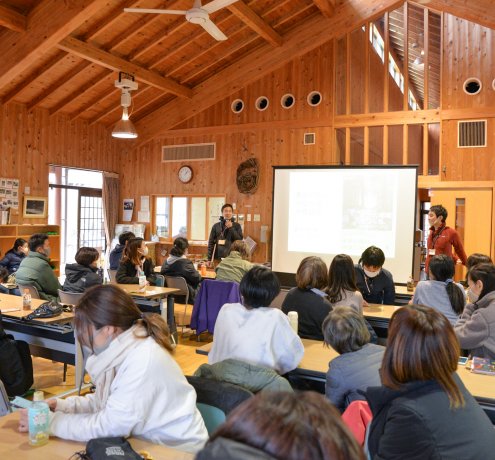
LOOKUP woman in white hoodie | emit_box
[18,284,208,453]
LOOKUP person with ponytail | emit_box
[161,237,201,302]
[412,254,466,325]
[18,285,208,452]
[116,237,156,285]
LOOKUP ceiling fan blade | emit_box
[202,0,239,14]
[124,8,187,15]
[200,18,228,41]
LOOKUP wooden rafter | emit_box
[0,0,108,91]
[0,4,27,32]
[424,0,495,30]
[134,0,404,145]
[313,0,336,18]
[50,69,112,115]
[57,36,193,98]
[69,74,116,120]
[228,1,283,47]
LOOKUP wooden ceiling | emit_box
[0,0,494,143]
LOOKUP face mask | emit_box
[92,328,113,356]
[364,268,381,278]
[21,247,29,255]
[140,246,149,256]
[468,289,479,303]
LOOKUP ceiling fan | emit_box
[124,0,239,41]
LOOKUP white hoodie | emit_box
[50,325,208,453]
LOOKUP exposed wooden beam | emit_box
[69,75,116,121]
[424,0,495,30]
[135,0,404,145]
[0,4,26,32]
[228,1,283,47]
[0,0,108,91]
[1,51,67,104]
[27,61,90,110]
[57,36,193,98]
[313,0,336,18]
[49,69,112,115]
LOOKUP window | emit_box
[153,195,225,241]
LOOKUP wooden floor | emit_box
[31,332,212,398]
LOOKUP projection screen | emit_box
[272,166,417,284]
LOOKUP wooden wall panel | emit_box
[0,102,120,224]
[442,15,495,110]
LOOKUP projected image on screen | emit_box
[274,166,416,284]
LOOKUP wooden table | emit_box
[153,266,217,279]
[0,293,83,389]
[113,284,180,343]
[0,411,194,460]
[197,338,495,413]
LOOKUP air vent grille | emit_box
[304,133,316,145]
[162,143,216,162]
[458,120,486,148]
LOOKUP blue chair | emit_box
[186,375,253,435]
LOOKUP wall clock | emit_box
[178,165,193,183]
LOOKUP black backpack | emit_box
[0,313,34,396]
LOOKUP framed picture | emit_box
[23,196,47,218]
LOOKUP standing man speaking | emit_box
[208,204,243,263]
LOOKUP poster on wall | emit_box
[0,177,19,209]
[123,198,134,222]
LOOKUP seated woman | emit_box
[354,246,395,305]
[215,240,253,283]
[63,247,102,293]
[18,285,208,452]
[455,262,495,359]
[412,254,465,325]
[197,391,364,460]
[209,266,304,375]
[0,267,11,294]
[465,253,492,303]
[281,256,331,340]
[161,237,201,302]
[116,237,156,285]
[322,306,384,412]
[0,238,28,275]
[327,254,364,313]
[366,304,495,459]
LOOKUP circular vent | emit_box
[231,99,244,113]
[255,96,269,111]
[307,91,322,107]
[281,93,295,109]
[463,78,482,95]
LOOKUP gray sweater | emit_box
[326,343,385,412]
[412,280,465,325]
[455,290,495,360]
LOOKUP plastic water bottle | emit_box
[28,401,49,446]
[288,311,299,334]
[22,289,32,311]
[407,275,415,292]
[138,270,147,292]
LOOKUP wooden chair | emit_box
[164,276,191,334]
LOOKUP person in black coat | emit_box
[109,231,135,270]
[0,238,28,274]
[281,256,331,340]
[161,237,201,303]
[354,246,395,305]
[366,304,495,460]
[116,238,156,285]
[63,247,102,293]
[207,204,243,262]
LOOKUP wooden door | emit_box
[429,187,492,279]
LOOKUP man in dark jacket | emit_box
[109,231,135,270]
[63,247,102,293]
[207,204,243,262]
[15,233,61,301]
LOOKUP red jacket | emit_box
[425,224,467,272]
